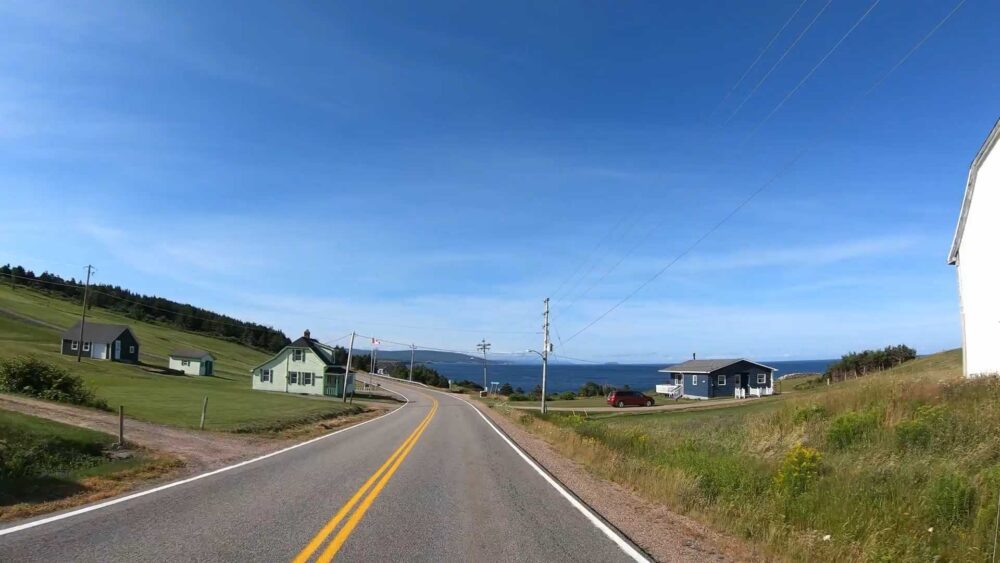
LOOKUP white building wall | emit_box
[957,142,1000,377]
[169,357,203,375]
[251,347,326,396]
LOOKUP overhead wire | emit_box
[559,0,969,347]
[709,0,811,119]
[725,0,834,125]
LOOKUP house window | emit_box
[129,346,135,353]
[292,349,304,362]
[302,372,314,386]
[181,360,190,367]
[691,374,698,386]
[289,372,299,384]
[717,374,726,386]
[757,373,767,384]
[260,369,272,383]
[71,341,78,350]
[83,342,91,352]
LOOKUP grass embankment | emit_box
[0,409,180,520]
[0,286,363,431]
[499,349,1000,561]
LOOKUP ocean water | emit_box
[428,359,834,393]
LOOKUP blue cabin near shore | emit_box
[658,358,776,400]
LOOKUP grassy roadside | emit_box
[493,349,1000,561]
[0,286,365,431]
[0,409,181,520]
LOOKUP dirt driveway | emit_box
[0,393,392,471]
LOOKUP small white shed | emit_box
[169,349,216,376]
[948,118,1000,378]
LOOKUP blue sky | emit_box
[2,0,997,362]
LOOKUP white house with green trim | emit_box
[251,330,355,397]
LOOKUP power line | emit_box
[563,150,805,345]
[725,0,834,125]
[549,2,848,319]
[550,209,633,301]
[560,0,968,346]
[746,0,882,140]
[863,0,967,98]
[710,0,811,119]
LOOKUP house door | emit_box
[323,375,340,397]
[204,361,213,375]
[739,372,749,391]
[114,340,121,360]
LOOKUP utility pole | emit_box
[76,265,94,363]
[343,332,355,403]
[370,338,379,386]
[477,339,491,391]
[409,344,415,382]
[541,297,551,414]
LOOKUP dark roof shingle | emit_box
[60,321,132,343]
[659,358,775,374]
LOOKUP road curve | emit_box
[0,381,644,562]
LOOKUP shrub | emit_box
[557,391,576,401]
[793,404,825,423]
[895,419,932,449]
[773,444,822,496]
[0,433,105,480]
[508,394,530,402]
[927,472,975,527]
[827,410,879,449]
[0,356,107,410]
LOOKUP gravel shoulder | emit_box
[466,396,759,563]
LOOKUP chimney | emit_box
[692,352,696,360]
[304,329,311,339]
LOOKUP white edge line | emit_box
[442,393,649,563]
[0,394,410,537]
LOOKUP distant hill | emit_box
[1,264,290,352]
[361,349,479,363]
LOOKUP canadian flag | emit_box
[371,338,380,347]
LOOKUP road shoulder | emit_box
[466,397,756,563]
[0,393,400,524]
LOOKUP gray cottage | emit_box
[60,321,140,363]
[658,358,775,400]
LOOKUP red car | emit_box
[607,390,654,408]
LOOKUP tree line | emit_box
[824,344,917,380]
[1,264,291,352]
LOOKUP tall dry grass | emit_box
[500,350,1000,561]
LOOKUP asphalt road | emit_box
[0,381,646,562]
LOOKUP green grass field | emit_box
[503,349,1000,561]
[0,408,160,508]
[0,286,363,431]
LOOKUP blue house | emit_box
[658,358,776,400]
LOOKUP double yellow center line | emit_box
[293,397,438,562]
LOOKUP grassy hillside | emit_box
[0,286,362,430]
[503,349,1000,561]
[0,409,174,517]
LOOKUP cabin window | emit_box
[181,360,190,367]
[289,371,299,384]
[292,349,304,361]
[129,346,135,353]
[691,374,698,386]
[260,369,272,383]
[83,342,91,352]
[71,341,78,350]
[757,373,767,384]
[717,374,726,386]
[303,372,314,386]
